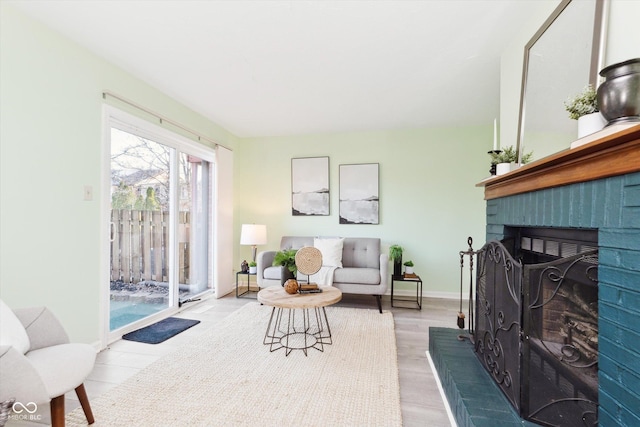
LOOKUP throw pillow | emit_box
[0,299,31,354]
[314,237,344,268]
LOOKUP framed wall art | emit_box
[291,156,330,216]
[339,163,379,224]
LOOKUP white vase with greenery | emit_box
[577,112,607,138]
[491,146,533,176]
[565,84,606,138]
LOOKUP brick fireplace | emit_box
[478,125,640,426]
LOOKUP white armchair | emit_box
[0,299,96,426]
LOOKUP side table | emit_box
[236,271,258,298]
[391,274,423,310]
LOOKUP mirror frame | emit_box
[516,0,609,163]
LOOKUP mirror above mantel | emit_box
[516,0,608,163]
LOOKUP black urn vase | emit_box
[597,58,640,125]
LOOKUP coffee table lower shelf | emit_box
[263,306,333,356]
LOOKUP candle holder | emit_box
[488,150,502,175]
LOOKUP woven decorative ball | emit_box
[284,279,299,294]
[294,246,323,276]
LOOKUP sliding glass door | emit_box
[178,153,212,300]
[106,107,214,335]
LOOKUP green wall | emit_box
[234,127,489,296]
[0,5,237,344]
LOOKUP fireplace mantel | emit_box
[478,124,640,200]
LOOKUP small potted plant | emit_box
[273,249,298,285]
[389,245,403,277]
[249,261,257,274]
[564,84,606,138]
[403,260,414,275]
[490,145,533,176]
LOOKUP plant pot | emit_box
[597,58,640,125]
[393,258,402,277]
[249,266,257,274]
[496,162,521,175]
[496,163,512,176]
[280,267,295,286]
[577,112,607,138]
[405,266,414,275]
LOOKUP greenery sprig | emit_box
[564,84,598,120]
[389,245,403,262]
[273,249,298,275]
[490,145,533,165]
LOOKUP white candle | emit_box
[493,118,498,151]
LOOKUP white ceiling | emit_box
[7,0,550,138]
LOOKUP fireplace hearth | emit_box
[474,227,599,426]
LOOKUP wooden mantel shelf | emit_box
[477,124,640,200]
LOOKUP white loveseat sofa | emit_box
[256,236,388,312]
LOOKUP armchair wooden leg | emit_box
[50,395,65,427]
[75,383,95,424]
[375,295,382,313]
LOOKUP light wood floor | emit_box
[52,292,461,426]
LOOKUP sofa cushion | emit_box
[342,238,381,268]
[280,236,314,251]
[314,237,344,267]
[0,299,30,354]
[333,268,381,285]
[263,266,283,280]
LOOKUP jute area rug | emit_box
[66,302,402,426]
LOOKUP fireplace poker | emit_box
[457,251,465,329]
[458,237,476,338]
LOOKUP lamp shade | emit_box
[240,224,267,246]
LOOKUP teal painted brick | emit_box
[622,206,640,228]
[518,194,527,224]
[599,373,640,424]
[599,285,622,305]
[600,301,640,329]
[592,179,607,228]
[569,184,584,227]
[597,408,617,427]
[543,188,553,225]
[494,199,506,225]
[599,321,640,365]
[599,389,640,427]
[487,200,499,218]
[599,266,640,292]
[598,372,640,410]
[600,228,640,250]
[600,334,640,374]
[583,181,596,227]
[504,197,514,224]
[600,248,640,271]
[552,187,566,226]
[604,176,624,228]
[624,184,640,207]
[599,284,640,308]
[625,171,640,185]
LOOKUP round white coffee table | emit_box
[257,286,342,356]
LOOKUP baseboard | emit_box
[389,289,459,300]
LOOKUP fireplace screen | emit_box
[523,250,599,426]
[474,229,598,427]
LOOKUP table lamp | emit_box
[240,224,267,262]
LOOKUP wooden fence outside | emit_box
[110,209,190,284]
